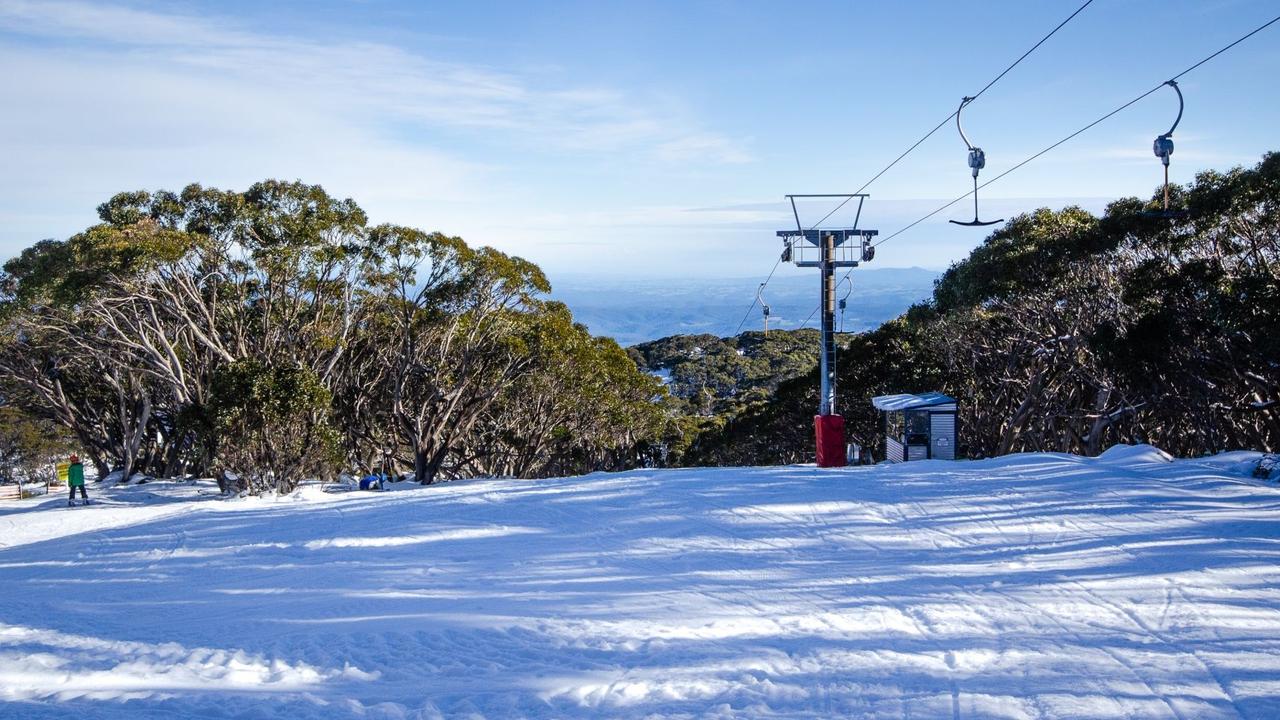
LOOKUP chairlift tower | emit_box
[777,194,878,467]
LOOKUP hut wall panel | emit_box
[930,413,956,460]
[886,438,905,463]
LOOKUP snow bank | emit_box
[3,449,1280,718]
[1095,442,1174,465]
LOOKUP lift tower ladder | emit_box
[776,194,878,466]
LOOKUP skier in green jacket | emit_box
[67,454,88,506]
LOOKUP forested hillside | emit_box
[0,182,668,490]
[630,329,822,416]
[3,154,1277,486]
[628,330,833,463]
[685,153,1280,464]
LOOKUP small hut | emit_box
[872,392,957,462]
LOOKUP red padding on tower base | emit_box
[814,414,846,468]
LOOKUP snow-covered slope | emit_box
[2,448,1279,719]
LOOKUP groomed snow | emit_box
[2,447,1280,718]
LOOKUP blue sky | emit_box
[1,0,1277,281]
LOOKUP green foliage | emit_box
[689,152,1280,464]
[682,316,946,466]
[2,220,199,307]
[632,329,822,415]
[475,301,669,477]
[932,206,1101,313]
[0,179,669,490]
[0,406,76,485]
[631,328,860,465]
[208,359,341,493]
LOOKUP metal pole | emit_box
[819,232,837,416]
[1163,164,1170,211]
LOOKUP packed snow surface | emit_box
[2,447,1280,718]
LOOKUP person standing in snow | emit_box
[67,454,88,506]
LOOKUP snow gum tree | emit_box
[0,405,75,486]
[208,359,341,493]
[355,224,553,483]
[0,180,669,489]
[469,301,669,478]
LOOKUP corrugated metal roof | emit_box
[871,392,956,411]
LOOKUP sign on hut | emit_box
[872,392,957,462]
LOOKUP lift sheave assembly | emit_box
[777,195,878,468]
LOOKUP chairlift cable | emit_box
[795,0,1096,328]
[809,12,1280,325]
[774,7,1280,332]
[967,0,1097,103]
[732,254,784,336]
[866,11,1280,252]
[745,1,1095,334]
[870,86,1165,247]
[1168,14,1280,79]
[806,0,1095,230]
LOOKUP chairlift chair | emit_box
[838,276,852,333]
[757,283,772,336]
[1142,80,1189,219]
[950,97,1004,227]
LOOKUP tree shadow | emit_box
[3,455,1280,717]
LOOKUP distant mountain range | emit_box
[547,267,940,346]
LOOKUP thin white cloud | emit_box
[657,134,754,165]
[0,0,756,269]
[0,0,749,162]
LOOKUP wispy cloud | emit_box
[657,134,754,165]
[0,0,749,163]
[0,0,757,268]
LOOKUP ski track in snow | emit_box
[1,447,1280,718]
